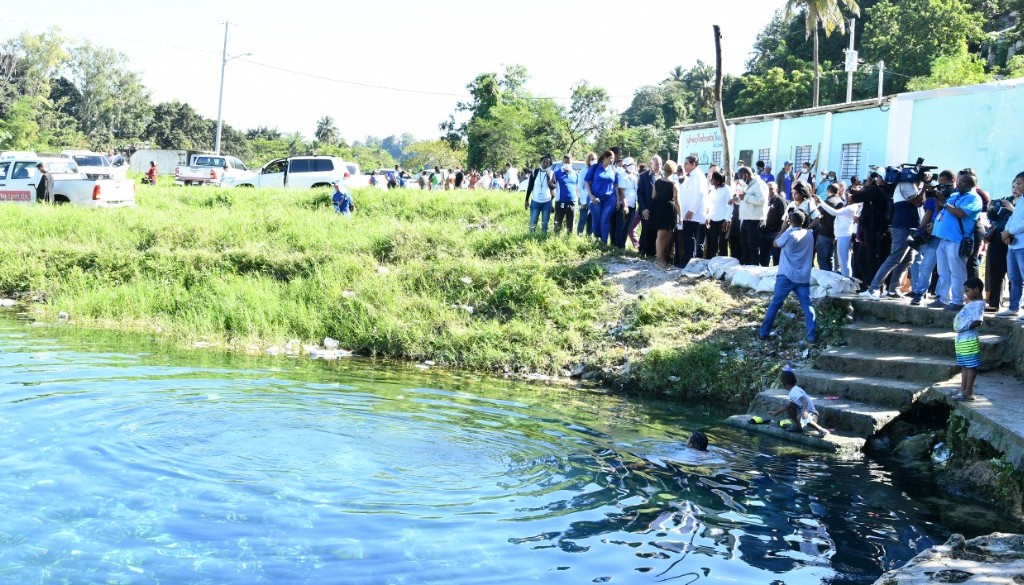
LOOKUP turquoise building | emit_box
[673,77,1024,192]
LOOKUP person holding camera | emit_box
[859,177,925,301]
[851,172,895,292]
[758,208,817,344]
[998,171,1024,318]
[909,176,949,305]
[987,182,1016,313]
[931,172,984,311]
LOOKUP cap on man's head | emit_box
[737,166,753,177]
[783,160,793,166]
[622,157,636,168]
[540,153,552,161]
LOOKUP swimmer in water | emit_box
[686,431,708,452]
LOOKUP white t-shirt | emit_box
[708,185,733,222]
[678,168,709,224]
[531,168,553,203]
[788,386,817,416]
[505,167,518,185]
[619,171,638,208]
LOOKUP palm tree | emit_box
[314,115,339,146]
[785,0,860,107]
[664,65,686,84]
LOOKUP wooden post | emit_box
[713,25,732,185]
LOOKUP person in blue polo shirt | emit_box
[777,160,795,201]
[331,181,355,218]
[585,149,620,245]
[553,155,578,234]
[931,172,983,310]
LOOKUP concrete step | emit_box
[749,389,902,437]
[842,322,1008,367]
[814,347,958,384]
[791,368,924,410]
[840,297,1015,336]
[724,414,865,456]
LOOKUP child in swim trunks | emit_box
[952,277,985,402]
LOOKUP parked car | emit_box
[235,156,351,189]
[0,155,135,207]
[60,150,125,179]
[174,153,256,187]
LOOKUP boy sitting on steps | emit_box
[770,370,830,438]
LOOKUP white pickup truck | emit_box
[174,153,256,187]
[0,155,136,208]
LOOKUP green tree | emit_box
[1006,54,1024,78]
[403,139,465,172]
[147,100,213,150]
[862,0,985,92]
[560,81,610,156]
[905,44,993,89]
[314,115,340,145]
[70,42,152,148]
[733,66,815,116]
[594,123,667,162]
[784,0,860,107]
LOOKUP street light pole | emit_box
[215,22,229,155]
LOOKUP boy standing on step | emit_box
[770,370,830,438]
[952,277,986,402]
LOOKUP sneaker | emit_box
[996,309,1020,318]
[910,294,923,306]
[945,304,964,312]
[858,290,880,301]
[984,305,998,313]
[886,291,905,299]
[927,300,946,309]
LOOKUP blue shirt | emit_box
[332,189,353,213]
[555,165,578,204]
[777,226,814,283]
[585,163,618,199]
[759,172,775,184]
[932,190,983,243]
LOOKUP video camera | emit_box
[885,157,938,185]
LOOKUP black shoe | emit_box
[910,294,922,306]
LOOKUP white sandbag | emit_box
[730,266,770,289]
[810,268,859,296]
[707,256,740,279]
[683,258,709,276]
[810,285,828,299]
[755,275,777,293]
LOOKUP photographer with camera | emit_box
[859,171,925,301]
[851,172,895,292]
[997,172,1024,319]
[987,180,1016,313]
[910,173,953,305]
[959,169,991,280]
[931,171,984,311]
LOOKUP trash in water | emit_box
[931,441,951,465]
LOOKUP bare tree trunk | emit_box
[713,25,732,185]
[813,24,820,108]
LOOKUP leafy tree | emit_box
[147,101,213,150]
[314,115,340,146]
[784,0,861,107]
[70,42,152,148]
[560,80,610,156]
[246,126,281,141]
[594,123,667,163]
[681,61,717,121]
[733,66,815,116]
[1006,54,1024,78]
[905,44,993,89]
[862,0,985,92]
[403,139,465,172]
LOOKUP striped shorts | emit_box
[955,338,982,369]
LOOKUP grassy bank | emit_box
[0,185,824,404]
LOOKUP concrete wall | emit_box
[829,107,889,179]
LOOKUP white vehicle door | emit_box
[258,159,287,188]
[0,161,37,203]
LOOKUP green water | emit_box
[0,318,1017,584]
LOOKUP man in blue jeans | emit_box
[859,180,924,300]
[759,209,817,343]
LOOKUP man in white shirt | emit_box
[734,166,770,266]
[504,163,518,192]
[675,156,709,264]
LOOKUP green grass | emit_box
[0,184,796,404]
[0,185,614,373]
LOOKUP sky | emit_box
[2,0,790,144]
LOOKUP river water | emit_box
[0,318,1018,584]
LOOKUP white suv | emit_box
[236,156,350,189]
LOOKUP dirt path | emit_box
[600,256,696,300]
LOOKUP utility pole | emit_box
[877,60,885,99]
[214,23,252,155]
[844,18,857,103]
[713,25,732,184]
[214,22,229,155]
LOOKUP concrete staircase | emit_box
[726,297,1016,455]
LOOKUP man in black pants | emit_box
[734,167,768,265]
[635,155,660,257]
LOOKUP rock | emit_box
[667,375,680,383]
[893,433,935,460]
[459,276,473,284]
[423,360,435,366]
[568,364,586,378]
[342,290,356,298]
[376,266,390,274]
[0,299,15,307]
[265,346,282,356]
[871,533,1024,585]
[323,337,340,350]
[58,311,69,321]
